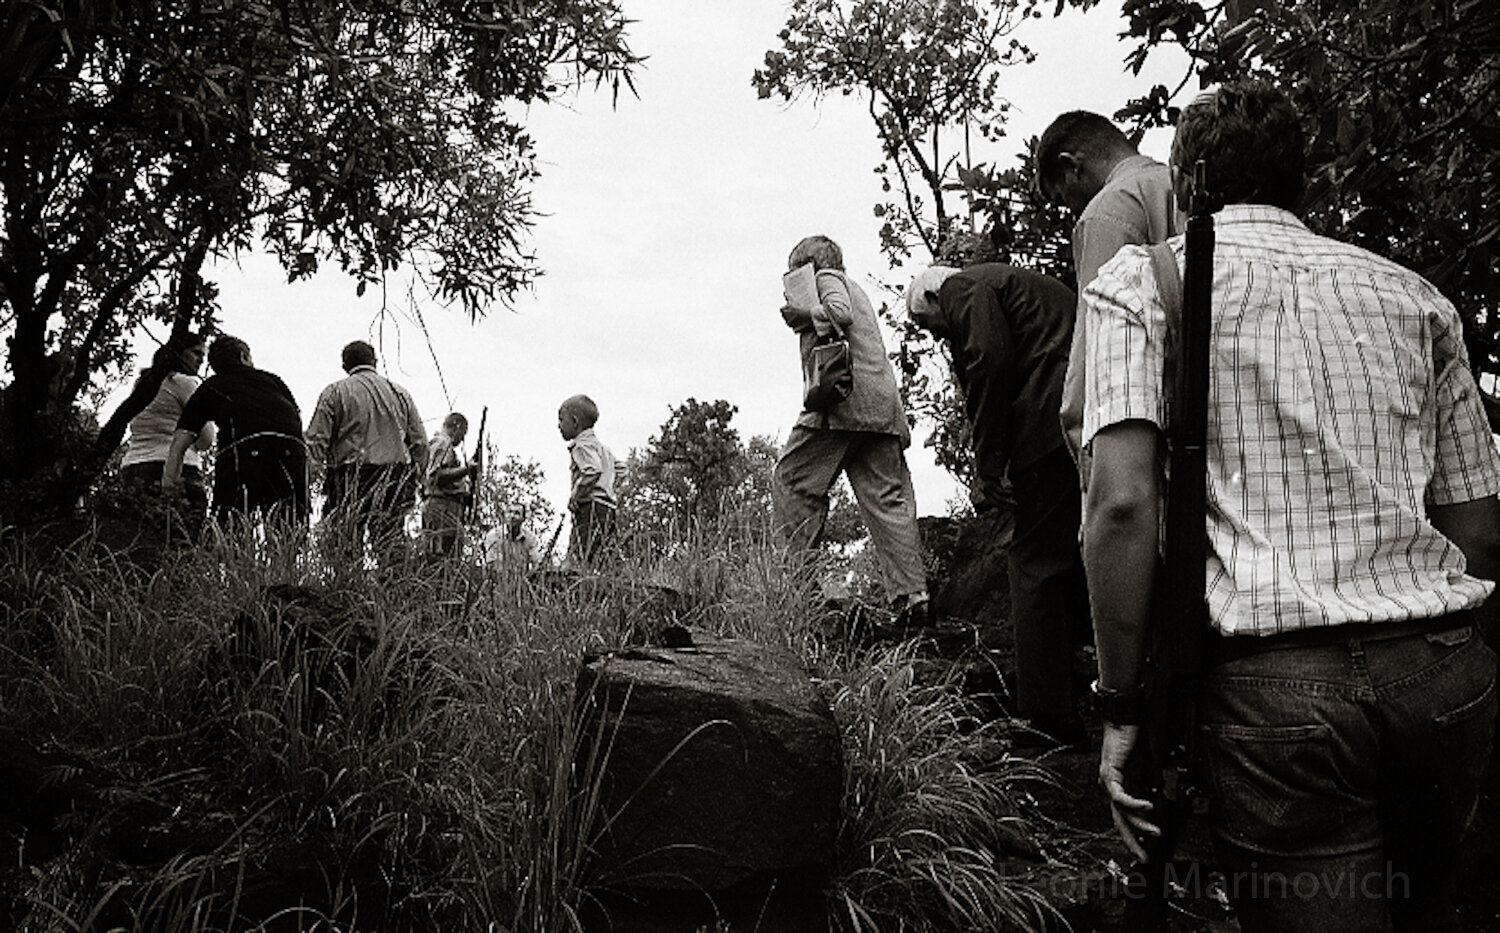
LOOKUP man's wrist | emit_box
[1090,679,1147,726]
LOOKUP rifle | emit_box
[541,516,566,567]
[1122,160,1215,931]
[464,406,487,525]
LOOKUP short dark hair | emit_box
[342,340,376,371]
[1035,111,1133,200]
[1171,81,1305,212]
[208,335,250,371]
[788,235,844,272]
[561,394,599,428]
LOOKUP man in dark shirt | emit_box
[163,335,309,526]
[908,263,1090,746]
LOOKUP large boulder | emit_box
[920,508,1013,627]
[577,632,841,894]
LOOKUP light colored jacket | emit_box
[791,269,910,445]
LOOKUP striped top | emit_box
[1083,204,1500,636]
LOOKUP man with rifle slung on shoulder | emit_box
[1081,81,1500,932]
[423,411,479,560]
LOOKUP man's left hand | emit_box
[1099,722,1159,862]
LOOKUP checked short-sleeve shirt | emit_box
[1083,204,1500,636]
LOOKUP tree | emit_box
[0,0,641,518]
[618,398,757,539]
[618,398,870,550]
[753,0,1039,267]
[1092,0,1500,427]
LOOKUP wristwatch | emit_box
[1090,679,1146,726]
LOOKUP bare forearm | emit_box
[1085,500,1158,690]
[1084,422,1164,691]
[162,430,196,486]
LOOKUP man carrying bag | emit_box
[773,234,929,625]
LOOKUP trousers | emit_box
[1009,447,1090,728]
[422,495,465,558]
[570,499,618,567]
[772,426,925,600]
[214,435,308,526]
[324,462,416,565]
[1200,616,1496,933]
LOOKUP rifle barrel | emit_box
[1123,161,1216,931]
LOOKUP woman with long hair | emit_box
[120,334,215,511]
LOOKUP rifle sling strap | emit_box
[1149,240,1185,423]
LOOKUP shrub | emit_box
[826,641,1062,932]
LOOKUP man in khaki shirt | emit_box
[1036,112,1181,494]
[305,340,427,567]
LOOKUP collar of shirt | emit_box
[1212,202,1308,233]
[567,428,596,450]
[1102,153,1162,189]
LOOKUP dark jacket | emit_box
[933,264,1076,505]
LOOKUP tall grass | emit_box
[0,510,1072,932]
[826,641,1062,932]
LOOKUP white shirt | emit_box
[123,373,213,468]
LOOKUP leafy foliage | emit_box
[1101,0,1500,426]
[617,398,763,539]
[0,493,1083,930]
[828,640,1060,930]
[753,0,1039,266]
[618,397,869,550]
[0,0,641,517]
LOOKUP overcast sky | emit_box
[127,0,1190,519]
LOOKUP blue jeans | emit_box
[1199,618,1497,933]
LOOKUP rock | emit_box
[919,508,1013,628]
[577,632,841,894]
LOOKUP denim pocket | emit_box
[1434,674,1497,829]
[1435,673,1497,729]
[1201,720,1372,857]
